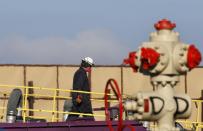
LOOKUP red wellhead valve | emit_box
[140,48,160,70]
[187,45,201,69]
[123,52,138,72]
[154,19,176,31]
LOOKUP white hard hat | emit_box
[82,57,94,66]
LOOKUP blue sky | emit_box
[0,0,203,65]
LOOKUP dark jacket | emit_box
[71,67,93,113]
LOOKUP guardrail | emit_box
[176,99,203,131]
[0,84,202,130]
[0,84,119,122]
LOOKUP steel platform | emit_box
[0,120,146,131]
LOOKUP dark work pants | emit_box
[67,113,95,121]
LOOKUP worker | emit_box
[67,57,95,121]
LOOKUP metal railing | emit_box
[0,84,202,130]
[176,99,203,131]
[0,84,119,122]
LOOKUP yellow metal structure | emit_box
[0,84,202,130]
[0,84,118,122]
[176,99,203,131]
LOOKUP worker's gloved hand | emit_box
[76,95,82,104]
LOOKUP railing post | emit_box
[27,81,34,117]
[201,90,203,131]
[52,90,57,122]
[23,83,29,122]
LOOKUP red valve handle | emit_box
[104,79,135,131]
[105,79,123,131]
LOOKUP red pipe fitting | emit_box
[187,45,202,69]
[154,19,176,31]
[141,48,160,70]
[123,52,138,72]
